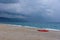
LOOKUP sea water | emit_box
[1,22,60,31]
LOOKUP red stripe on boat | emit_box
[37,30,49,32]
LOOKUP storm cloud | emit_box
[0,0,60,22]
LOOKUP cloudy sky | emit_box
[0,0,60,22]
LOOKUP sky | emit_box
[0,0,60,22]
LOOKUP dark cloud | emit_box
[0,0,18,3]
[0,10,28,18]
[0,0,60,22]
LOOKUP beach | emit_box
[0,24,60,40]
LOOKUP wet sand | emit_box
[0,24,60,40]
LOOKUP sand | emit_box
[0,24,60,40]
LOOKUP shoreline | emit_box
[1,23,60,31]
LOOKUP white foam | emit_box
[1,24,22,27]
[42,28,60,31]
[3,24,38,29]
[23,26,37,28]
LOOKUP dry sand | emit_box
[0,24,60,40]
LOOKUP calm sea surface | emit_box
[1,22,60,30]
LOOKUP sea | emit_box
[0,22,60,31]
